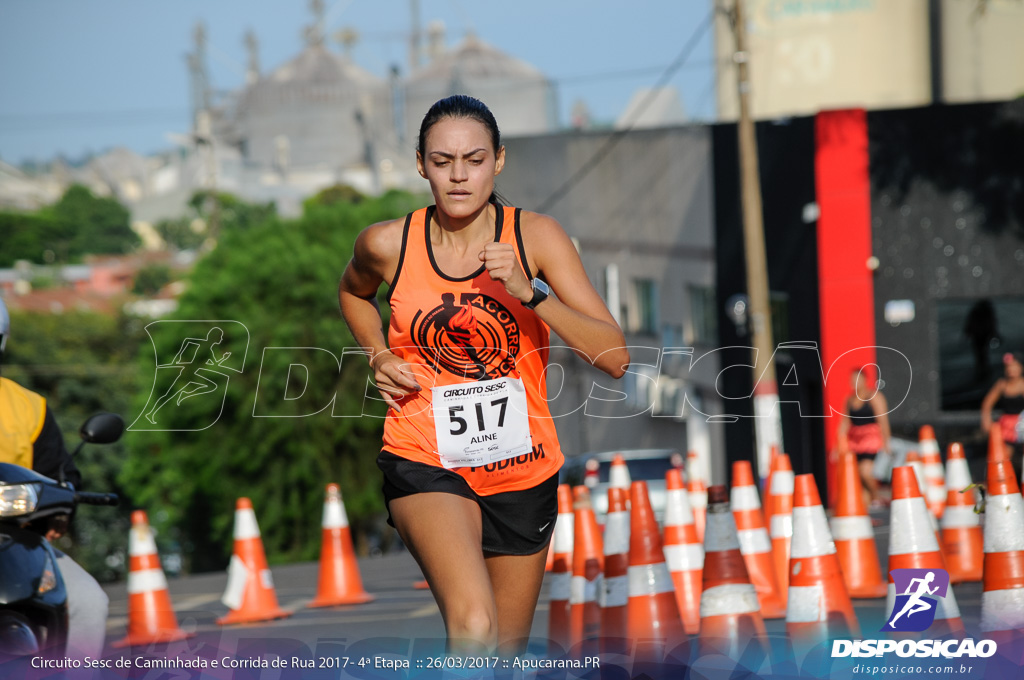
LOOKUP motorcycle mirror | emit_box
[79,412,125,445]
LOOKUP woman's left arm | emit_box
[479,212,628,377]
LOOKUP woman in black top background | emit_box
[981,351,1024,480]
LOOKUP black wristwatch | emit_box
[523,278,550,309]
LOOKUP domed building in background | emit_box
[403,26,557,146]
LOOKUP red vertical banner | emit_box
[815,109,877,507]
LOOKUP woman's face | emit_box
[417,117,504,220]
[1006,358,1023,379]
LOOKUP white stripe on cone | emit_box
[627,562,675,597]
[790,506,836,559]
[945,459,972,491]
[553,512,574,554]
[604,511,630,557]
[127,568,169,595]
[550,572,571,601]
[690,489,708,510]
[770,514,793,540]
[322,494,349,529]
[908,462,927,496]
[665,489,695,527]
[983,493,1024,553]
[770,471,795,495]
[787,584,826,623]
[221,555,248,610]
[129,525,159,557]
[570,575,602,605]
[941,505,980,530]
[981,590,1024,633]
[601,575,629,608]
[233,508,261,540]
[737,528,772,555]
[610,463,631,490]
[705,511,742,552]
[888,497,941,555]
[920,440,939,456]
[701,583,761,617]
[664,543,705,571]
[731,486,762,512]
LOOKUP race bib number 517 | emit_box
[432,376,532,469]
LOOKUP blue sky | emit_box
[0,1,717,165]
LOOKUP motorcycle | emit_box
[0,412,123,657]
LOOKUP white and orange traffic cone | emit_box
[548,484,573,655]
[920,426,947,520]
[763,445,781,527]
[309,484,374,607]
[569,486,603,652]
[786,474,860,646]
[609,453,632,491]
[940,443,983,584]
[767,453,794,605]
[687,457,708,545]
[217,498,291,625]
[627,481,686,659]
[980,458,1024,641]
[988,423,1009,464]
[885,466,964,638]
[601,486,630,642]
[583,457,600,490]
[663,468,703,635]
[831,452,887,598]
[699,485,767,658]
[113,511,193,647]
[905,451,941,541]
[731,460,786,618]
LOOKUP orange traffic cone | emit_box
[980,458,1024,640]
[627,481,686,657]
[904,451,940,539]
[569,487,603,652]
[687,452,708,544]
[763,444,781,527]
[920,426,947,520]
[601,486,630,642]
[548,484,573,654]
[767,453,794,605]
[786,474,860,646]
[731,460,786,618]
[941,443,983,584]
[610,453,631,491]
[309,484,374,607]
[831,452,887,598]
[988,423,1009,464]
[885,466,964,638]
[663,469,703,635]
[217,498,291,625]
[113,511,193,647]
[699,485,767,657]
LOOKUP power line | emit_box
[535,8,717,214]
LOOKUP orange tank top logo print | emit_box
[382,205,563,496]
[411,291,520,380]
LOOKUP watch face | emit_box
[533,279,550,296]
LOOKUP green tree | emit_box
[44,184,139,260]
[120,189,427,572]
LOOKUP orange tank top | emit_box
[382,204,563,495]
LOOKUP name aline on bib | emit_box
[432,376,532,469]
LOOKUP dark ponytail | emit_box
[418,95,506,205]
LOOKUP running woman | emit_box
[338,95,628,655]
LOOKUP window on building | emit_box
[633,279,659,335]
[688,285,718,346]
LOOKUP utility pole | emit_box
[730,0,783,482]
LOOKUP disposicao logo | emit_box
[882,568,949,633]
[831,568,997,659]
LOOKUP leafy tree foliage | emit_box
[120,189,427,572]
[0,185,138,266]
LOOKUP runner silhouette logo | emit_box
[131,320,249,431]
[882,568,951,633]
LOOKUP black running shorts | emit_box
[377,450,559,556]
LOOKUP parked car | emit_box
[560,448,682,525]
